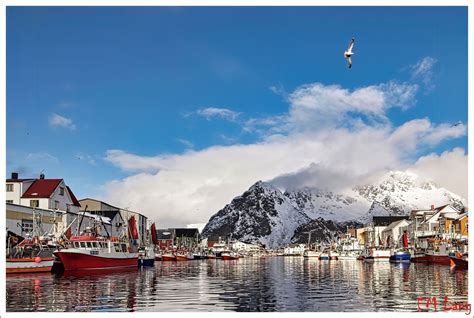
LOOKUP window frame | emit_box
[6,184,13,192]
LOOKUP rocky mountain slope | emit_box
[201,171,466,248]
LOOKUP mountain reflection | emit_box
[6,258,468,312]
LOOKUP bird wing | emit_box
[346,56,352,68]
[347,38,355,52]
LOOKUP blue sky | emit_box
[6,7,467,225]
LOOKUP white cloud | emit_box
[195,107,240,121]
[177,138,194,149]
[103,117,465,228]
[49,113,76,130]
[101,76,465,229]
[411,56,438,89]
[407,148,467,198]
[26,152,60,164]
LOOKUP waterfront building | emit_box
[408,204,461,248]
[363,216,409,247]
[6,202,112,239]
[381,219,411,248]
[231,240,262,254]
[283,244,306,256]
[156,229,174,249]
[78,198,148,243]
[6,172,81,213]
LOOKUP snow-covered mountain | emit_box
[201,171,466,248]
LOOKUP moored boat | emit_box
[6,256,55,274]
[329,250,339,260]
[303,250,319,258]
[161,253,176,261]
[221,252,239,260]
[389,250,411,263]
[449,253,468,270]
[364,248,390,262]
[319,252,329,260]
[53,235,138,271]
[175,253,189,261]
[138,246,155,267]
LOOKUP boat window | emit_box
[80,242,86,248]
[92,242,98,248]
[86,242,92,248]
[114,243,121,252]
[121,244,127,252]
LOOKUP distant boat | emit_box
[389,250,411,263]
[329,250,339,260]
[221,251,239,260]
[175,253,189,261]
[161,253,176,261]
[319,252,329,261]
[303,250,319,258]
[138,246,155,267]
[364,248,390,262]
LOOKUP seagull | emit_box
[344,38,355,68]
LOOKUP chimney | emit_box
[11,172,18,180]
[39,173,45,179]
[431,204,435,210]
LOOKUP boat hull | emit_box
[138,258,155,267]
[175,255,188,261]
[54,251,137,271]
[449,257,468,270]
[426,254,450,266]
[411,254,430,263]
[222,255,239,260]
[389,252,411,263]
[6,257,54,274]
[161,255,176,261]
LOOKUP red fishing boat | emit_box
[54,216,140,271]
[54,235,138,271]
[161,253,176,261]
[175,253,188,261]
[221,252,240,260]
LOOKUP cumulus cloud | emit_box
[195,107,240,121]
[407,148,467,198]
[49,113,76,130]
[101,75,465,228]
[103,117,465,227]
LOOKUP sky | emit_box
[6,7,468,229]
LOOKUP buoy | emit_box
[34,256,42,263]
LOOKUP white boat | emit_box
[364,248,391,262]
[303,250,319,258]
[329,250,339,260]
[338,251,359,260]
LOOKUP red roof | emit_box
[66,186,81,207]
[22,179,63,198]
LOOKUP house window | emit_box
[66,204,71,212]
[30,200,39,208]
[55,200,60,210]
[59,187,65,196]
[6,184,13,192]
[21,219,33,236]
[6,200,13,204]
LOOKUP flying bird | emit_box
[344,38,355,68]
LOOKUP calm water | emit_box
[6,257,468,312]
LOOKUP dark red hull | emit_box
[426,254,450,265]
[222,255,239,260]
[411,254,430,263]
[450,257,468,270]
[54,252,137,271]
[175,255,188,261]
[161,255,176,261]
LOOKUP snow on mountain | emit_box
[202,171,467,248]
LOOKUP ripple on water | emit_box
[6,258,468,312]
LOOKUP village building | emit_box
[381,219,411,248]
[78,198,148,243]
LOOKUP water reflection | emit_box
[6,257,468,312]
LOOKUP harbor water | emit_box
[6,257,468,312]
